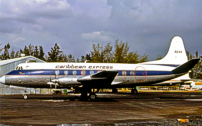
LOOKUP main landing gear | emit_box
[89,93,97,100]
[80,88,98,101]
[23,94,28,99]
[81,92,97,101]
[131,87,138,94]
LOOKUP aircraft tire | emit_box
[23,94,28,100]
[89,93,97,101]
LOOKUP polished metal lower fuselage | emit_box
[4,73,179,88]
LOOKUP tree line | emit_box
[1,39,148,63]
[2,43,46,61]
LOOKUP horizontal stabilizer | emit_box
[172,59,200,74]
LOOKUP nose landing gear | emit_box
[23,94,28,99]
[23,89,28,99]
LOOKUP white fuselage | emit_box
[2,62,180,88]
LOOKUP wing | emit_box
[48,71,119,87]
[77,71,119,84]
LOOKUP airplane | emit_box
[0,36,200,100]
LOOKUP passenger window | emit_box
[73,71,77,75]
[122,71,127,76]
[18,66,23,70]
[81,70,86,76]
[64,71,68,75]
[90,71,94,75]
[130,71,134,76]
[55,70,59,75]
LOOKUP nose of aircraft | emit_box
[0,76,5,84]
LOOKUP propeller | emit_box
[47,71,59,89]
[50,73,52,88]
[54,71,58,89]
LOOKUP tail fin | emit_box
[143,36,188,66]
[142,36,191,80]
[160,36,188,65]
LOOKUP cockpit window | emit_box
[16,66,23,70]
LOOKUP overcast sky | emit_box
[1,0,202,61]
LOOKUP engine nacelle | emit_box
[57,78,81,85]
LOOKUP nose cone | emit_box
[0,76,5,84]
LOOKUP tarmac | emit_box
[1,91,202,125]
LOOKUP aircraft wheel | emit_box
[89,93,97,101]
[23,94,28,100]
